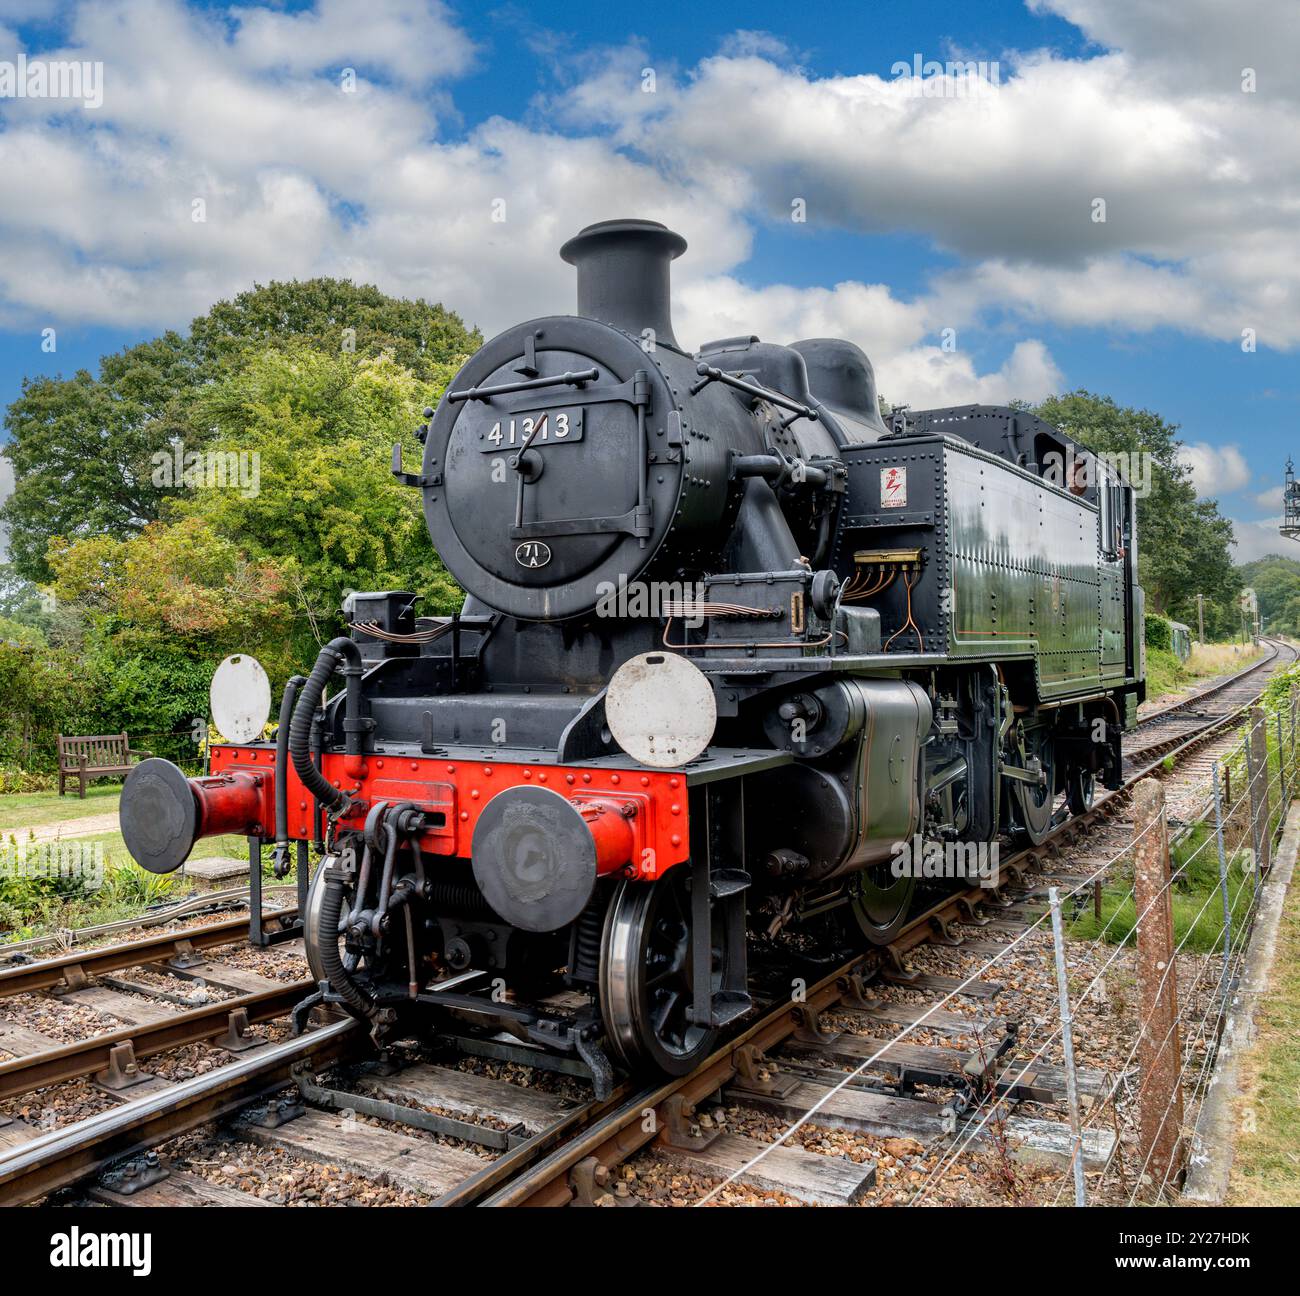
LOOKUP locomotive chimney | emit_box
[561,218,687,349]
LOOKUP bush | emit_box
[0,768,57,793]
[1145,614,1172,650]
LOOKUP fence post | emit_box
[1277,710,1287,808]
[1048,886,1087,1207]
[1132,778,1184,1196]
[1248,707,1271,879]
[1212,760,1232,1000]
[1284,686,1294,790]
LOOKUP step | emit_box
[655,1131,875,1206]
[781,1033,1112,1100]
[353,1063,575,1137]
[970,921,1032,938]
[0,1116,40,1151]
[240,1108,488,1198]
[151,960,284,996]
[843,1002,998,1037]
[728,1079,945,1139]
[179,856,251,891]
[952,939,1023,957]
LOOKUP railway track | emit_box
[1,640,1294,1208]
[1122,640,1283,770]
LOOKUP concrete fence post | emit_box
[1132,778,1184,1197]
[1248,707,1271,879]
[1277,710,1287,808]
[1048,886,1087,1206]
[1212,760,1232,1001]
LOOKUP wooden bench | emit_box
[57,733,151,798]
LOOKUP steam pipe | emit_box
[272,674,305,875]
[290,637,365,814]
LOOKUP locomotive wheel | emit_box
[1011,734,1055,845]
[847,865,916,945]
[599,869,723,1075]
[1066,767,1096,817]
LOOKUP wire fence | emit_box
[932,683,1298,1205]
[698,674,1300,1208]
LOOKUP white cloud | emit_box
[676,275,1062,406]
[0,0,62,20]
[1030,0,1300,101]
[570,11,1300,346]
[1,0,1297,430]
[1230,518,1295,565]
[1178,442,1251,498]
[1253,486,1284,513]
[229,0,474,86]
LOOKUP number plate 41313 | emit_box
[477,409,584,451]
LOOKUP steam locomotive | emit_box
[119,220,1144,1084]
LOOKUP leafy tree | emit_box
[1,334,197,580]
[1031,391,1241,629]
[0,563,53,631]
[47,516,290,659]
[2,280,479,581]
[0,636,99,771]
[35,516,298,764]
[172,345,461,659]
[189,278,481,385]
[1239,554,1300,637]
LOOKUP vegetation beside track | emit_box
[1069,659,1300,953]
[1065,819,1259,954]
[0,787,281,944]
[1144,640,1266,704]
[1227,867,1300,1206]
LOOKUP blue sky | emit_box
[2,0,1298,560]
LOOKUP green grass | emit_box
[1145,640,1265,703]
[0,822,293,945]
[1228,863,1300,1205]
[0,783,123,832]
[1145,646,1186,699]
[1067,677,1300,955]
[1066,820,1261,954]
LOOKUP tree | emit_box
[172,344,462,659]
[1239,554,1300,637]
[188,278,481,385]
[2,280,480,581]
[1,333,197,580]
[0,563,53,631]
[1031,391,1241,627]
[38,516,298,764]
